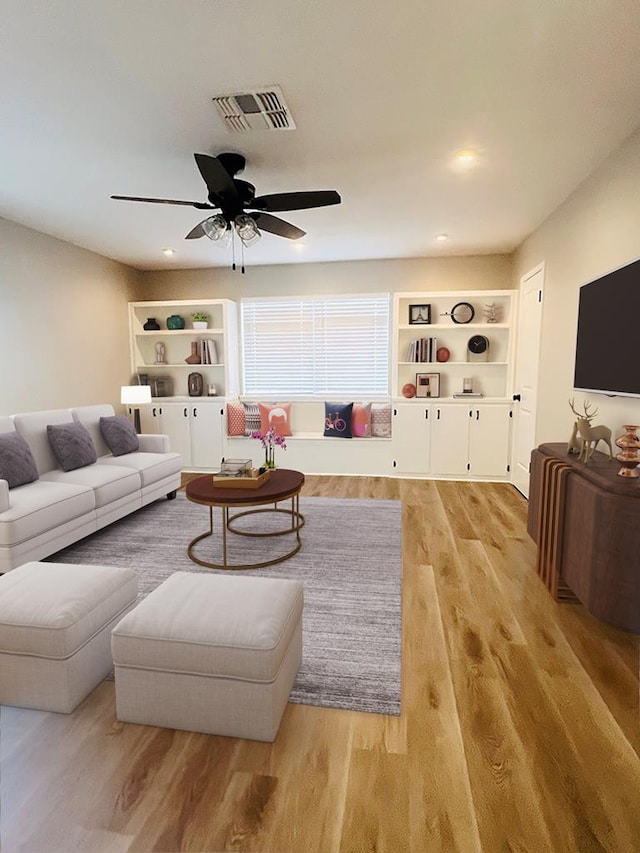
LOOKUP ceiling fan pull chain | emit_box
[231,228,236,271]
[241,239,246,274]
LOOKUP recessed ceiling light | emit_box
[162,248,175,256]
[436,233,448,241]
[293,242,306,252]
[455,149,477,163]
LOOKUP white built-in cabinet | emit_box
[391,288,516,481]
[138,400,225,470]
[128,299,237,471]
[392,402,513,479]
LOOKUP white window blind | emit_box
[241,295,390,397]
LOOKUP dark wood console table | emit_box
[528,443,640,634]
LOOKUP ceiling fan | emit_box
[111,152,341,249]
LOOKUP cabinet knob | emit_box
[476,410,480,420]
[193,408,198,417]
[513,394,521,402]
[183,408,188,417]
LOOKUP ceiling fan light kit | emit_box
[111,151,340,272]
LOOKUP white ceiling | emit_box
[2,1,640,271]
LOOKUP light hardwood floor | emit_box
[1,477,639,852]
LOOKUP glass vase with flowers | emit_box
[251,427,287,470]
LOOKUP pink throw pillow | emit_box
[352,402,372,438]
[258,402,292,436]
[227,401,246,436]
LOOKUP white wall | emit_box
[514,127,640,447]
[135,254,513,302]
[0,217,139,415]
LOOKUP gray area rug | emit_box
[49,494,402,715]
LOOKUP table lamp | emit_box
[121,385,152,433]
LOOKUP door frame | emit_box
[511,262,545,496]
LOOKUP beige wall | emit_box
[135,254,513,302]
[0,217,140,415]
[515,127,640,445]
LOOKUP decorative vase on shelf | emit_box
[185,341,201,365]
[615,424,640,478]
[166,314,185,330]
[143,317,160,331]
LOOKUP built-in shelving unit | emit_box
[128,299,238,399]
[392,290,517,401]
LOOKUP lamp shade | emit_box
[121,385,152,405]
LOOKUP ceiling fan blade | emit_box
[111,195,214,210]
[250,212,306,240]
[194,153,239,199]
[185,221,207,240]
[249,190,341,212]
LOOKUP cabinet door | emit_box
[139,404,162,435]
[430,405,470,476]
[158,403,192,464]
[392,404,430,474]
[468,405,512,477]
[189,404,224,469]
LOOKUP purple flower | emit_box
[250,426,286,451]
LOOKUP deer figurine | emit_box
[569,399,613,463]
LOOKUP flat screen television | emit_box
[573,257,640,399]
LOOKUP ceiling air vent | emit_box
[212,85,296,132]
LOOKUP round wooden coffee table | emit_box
[185,469,305,570]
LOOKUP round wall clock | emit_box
[467,334,489,362]
[451,302,475,324]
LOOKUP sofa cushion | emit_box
[12,410,76,475]
[323,402,353,439]
[98,451,182,487]
[0,480,95,547]
[47,422,98,472]
[0,432,40,489]
[71,405,116,457]
[258,403,292,437]
[99,416,139,456]
[41,463,141,508]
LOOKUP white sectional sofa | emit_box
[0,404,182,573]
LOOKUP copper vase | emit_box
[615,424,640,478]
[185,341,201,365]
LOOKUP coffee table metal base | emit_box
[187,495,305,570]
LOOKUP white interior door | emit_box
[512,264,544,497]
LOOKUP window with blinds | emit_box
[241,295,390,397]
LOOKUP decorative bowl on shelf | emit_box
[166,314,185,330]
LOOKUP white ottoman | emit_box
[112,572,304,742]
[0,561,138,713]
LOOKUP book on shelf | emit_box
[207,339,218,364]
[407,337,438,362]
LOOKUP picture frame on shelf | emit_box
[416,372,440,398]
[408,304,431,325]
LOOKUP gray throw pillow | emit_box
[99,415,139,456]
[0,432,40,488]
[47,422,98,472]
